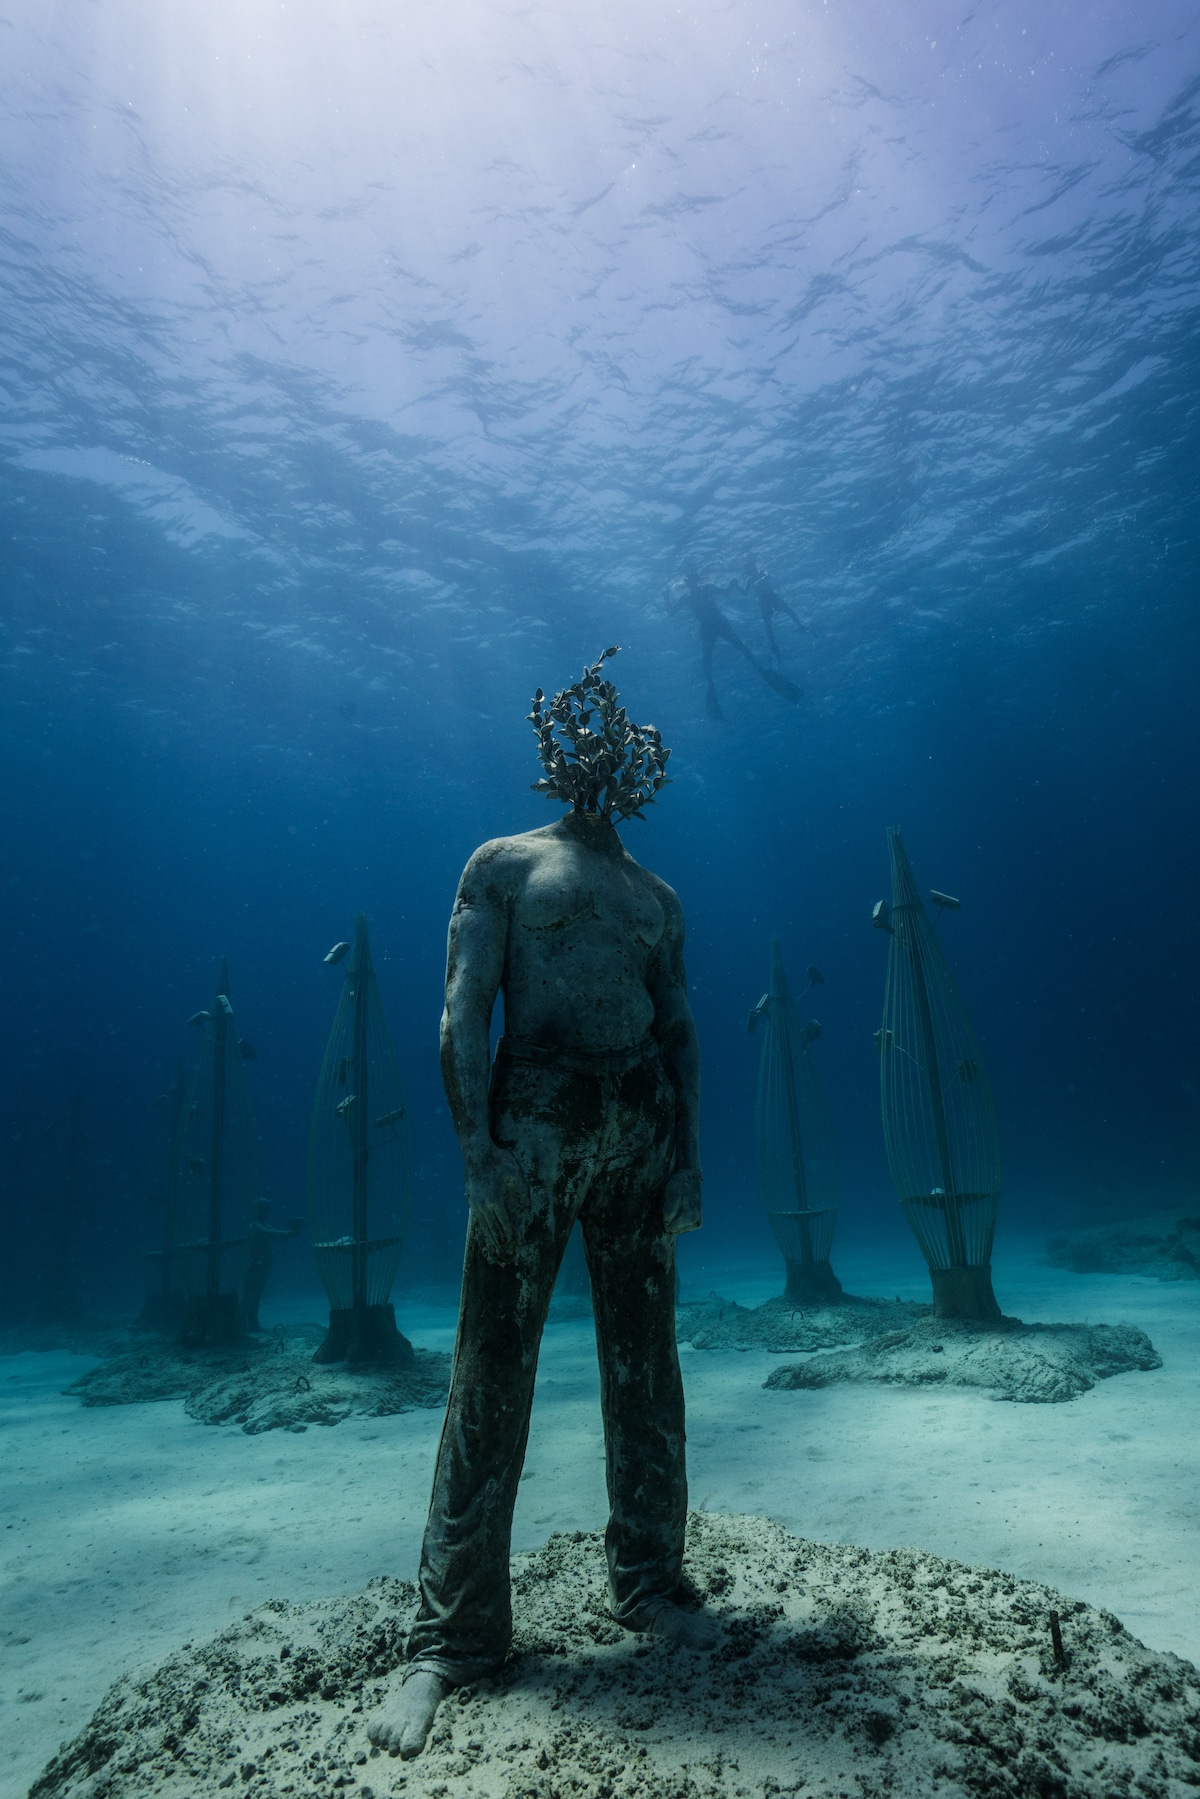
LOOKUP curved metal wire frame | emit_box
[307,915,410,1311]
[879,829,1000,1271]
[172,967,257,1301]
[754,939,840,1268]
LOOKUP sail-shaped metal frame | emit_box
[307,915,410,1311]
[173,964,257,1301]
[754,939,840,1269]
[880,828,1000,1271]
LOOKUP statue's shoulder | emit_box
[456,829,551,898]
[628,857,685,928]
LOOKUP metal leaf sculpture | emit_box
[748,938,843,1305]
[308,914,413,1365]
[874,828,1002,1320]
[528,646,671,821]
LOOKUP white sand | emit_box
[2,1240,1197,1799]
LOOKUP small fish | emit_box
[188,1010,210,1026]
[375,1106,405,1129]
[324,941,351,966]
[238,1039,257,1061]
[335,1094,357,1118]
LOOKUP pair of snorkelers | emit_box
[666,554,806,720]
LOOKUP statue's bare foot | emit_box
[367,1669,451,1759]
[638,1601,718,1651]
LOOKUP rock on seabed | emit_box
[764,1315,1162,1403]
[29,1513,1200,1799]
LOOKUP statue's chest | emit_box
[517,859,664,952]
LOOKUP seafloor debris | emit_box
[62,1331,450,1434]
[29,1511,1200,1799]
[1048,1212,1200,1280]
[765,1314,1161,1404]
[676,1292,927,1353]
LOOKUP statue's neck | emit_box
[552,810,625,859]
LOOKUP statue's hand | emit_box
[465,1146,528,1260]
[662,1167,702,1235]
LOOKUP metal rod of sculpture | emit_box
[874,827,1001,1321]
[748,938,842,1305]
[309,915,413,1365]
[39,1088,87,1324]
[136,1059,188,1332]
[176,958,257,1346]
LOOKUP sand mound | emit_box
[1047,1214,1200,1281]
[63,1333,451,1434]
[677,1293,926,1353]
[766,1315,1161,1403]
[30,1511,1200,1799]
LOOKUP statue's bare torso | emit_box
[439,809,701,1252]
[471,824,674,1049]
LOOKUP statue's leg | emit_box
[405,1056,594,1686]
[582,1060,688,1629]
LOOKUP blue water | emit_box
[2,0,1199,1315]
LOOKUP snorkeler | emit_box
[741,553,807,662]
[667,563,800,720]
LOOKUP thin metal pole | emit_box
[891,835,966,1266]
[350,916,370,1310]
[207,967,229,1302]
[771,939,813,1263]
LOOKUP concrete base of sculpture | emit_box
[177,1292,243,1349]
[766,1313,1161,1403]
[62,1329,448,1434]
[783,1256,844,1305]
[313,1303,414,1367]
[132,1291,187,1335]
[29,1512,1200,1799]
[929,1262,1002,1321]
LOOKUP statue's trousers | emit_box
[407,1036,687,1682]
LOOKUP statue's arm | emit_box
[646,881,703,1233]
[439,844,524,1257]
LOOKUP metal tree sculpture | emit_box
[873,828,1002,1321]
[747,938,843,1305]
[308,915,413,1365]
[174,959,259,1345]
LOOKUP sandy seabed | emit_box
[3,1241,1199,1799]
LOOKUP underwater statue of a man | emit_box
[369,649,712,1759]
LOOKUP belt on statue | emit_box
[494,1034,661,1077]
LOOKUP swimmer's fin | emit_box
[762,669,802,704]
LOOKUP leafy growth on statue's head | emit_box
[528,647,672,822]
